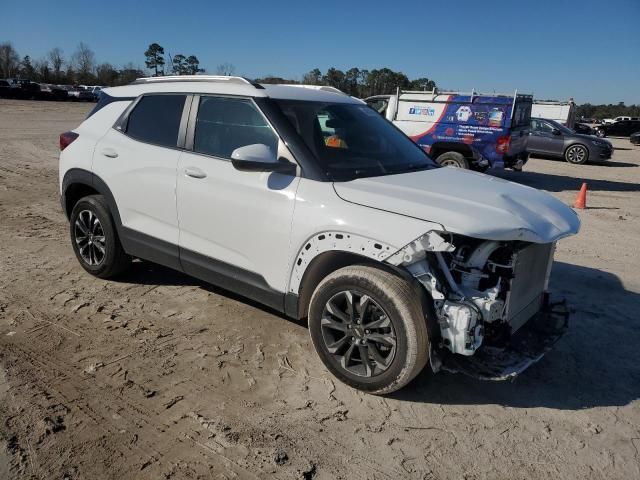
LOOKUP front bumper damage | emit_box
[434,296,569,381]
[384,231,572,382]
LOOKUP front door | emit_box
[176,95,300,307]
[528,119,564,155]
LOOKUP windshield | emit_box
[272,100,437,181]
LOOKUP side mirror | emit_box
[230,144,295,174]
[552,128,562,136]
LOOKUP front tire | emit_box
[308,266,429,394]
[596,129,606,138]
[69,195,130,279]
[436,151,470,169]
[565,144,589,164]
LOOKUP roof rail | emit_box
[400,88,533,98]
[532,99,575,105]
[131,75,264,89]
[279,84,349,96]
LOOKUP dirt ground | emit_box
[0,99,639,480]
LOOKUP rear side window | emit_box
[126,95,186,148]
[86,92,135,119]
[512,101,532,128]
[193,96,278,159]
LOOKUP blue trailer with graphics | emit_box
[365,89,532,170]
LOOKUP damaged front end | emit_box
[385,231,568,381]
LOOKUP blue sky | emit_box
[2,0,639,104]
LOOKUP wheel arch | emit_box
[61,169,122,228]
[430,142,476,160]
[288,231,414,320]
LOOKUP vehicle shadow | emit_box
[114,259,297,322]
[120,258,639,410]
[493,169,640,193]
[392,261,640,410]
[524,154,638,167]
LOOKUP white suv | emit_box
[59,76,580,393]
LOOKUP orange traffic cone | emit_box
[574,183,587,209]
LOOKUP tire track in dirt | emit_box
[1,288,410,479]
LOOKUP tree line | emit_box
[257,67,436,98]
[1,39,637,115]
[0,41,145,86]
[576,103,640,120]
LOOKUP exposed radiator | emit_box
[506,242,555,333]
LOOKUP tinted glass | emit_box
[126,94,186,147]
[194,96,278,159]
[366,98,389,116]
[273,100,437,181]
[87,92,135,119]
[511,101,531,128]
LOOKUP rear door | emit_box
[508,99,532,155]
[176,95,299,305]
[92,94,189,266]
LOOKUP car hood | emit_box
[573,132,610,144]
[333,168,580,243]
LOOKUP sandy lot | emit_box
[0,99,639,480]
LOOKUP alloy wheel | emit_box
[74,209,106,266]
[440,159,460,167]
[566,145,587,163]
[320,290,397,378]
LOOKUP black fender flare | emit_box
[61,168,182,271]
[61,168,123,228]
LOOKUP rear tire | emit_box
[69,195,130,279]
[436,151,470,169]
[596,129,606,138]
[308,266,429,394]
[564,144,589,164]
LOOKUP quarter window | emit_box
[125,94,186,147]
[193,96,278,159]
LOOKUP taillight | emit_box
[60,131,79,151]
[496,135,511,154]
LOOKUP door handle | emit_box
[101,147,118,158]
[184,167,207,179]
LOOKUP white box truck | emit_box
[531,100,576,128]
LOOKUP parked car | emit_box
[88,85,106,101]
[630,132,640,145]
[0,79,13,98]
[573,122,594,135]
[59,85,94,101]
[39,83,69,101]
[78,85,105,101]
[59,76,580,393]
[595,119,640,137]
[365,89,532,171]
[5,78,41,99]
[527,118,612,164]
